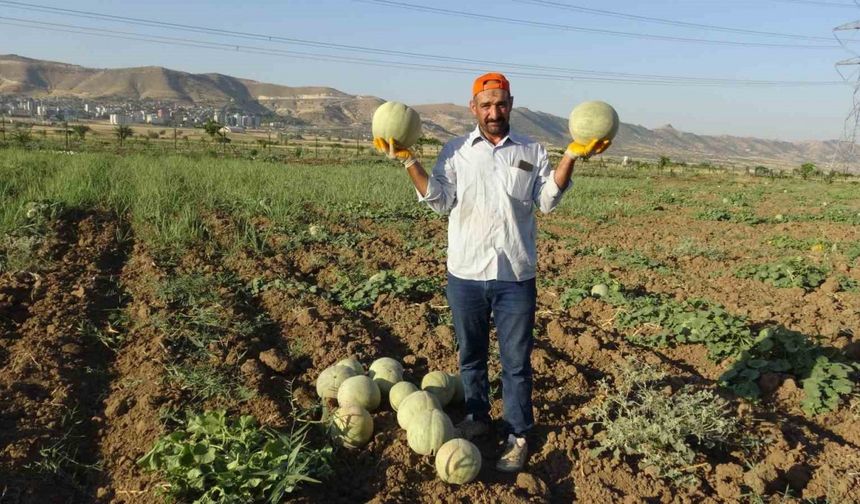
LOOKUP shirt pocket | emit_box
[504,165,534,202]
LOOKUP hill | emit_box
[0,54,845,170]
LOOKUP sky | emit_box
[3,0,860,141]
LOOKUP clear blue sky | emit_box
[3,0,860,141]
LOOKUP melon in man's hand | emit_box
[372,101,422,149]
[568,101,619,143]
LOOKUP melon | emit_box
[422,371,455,407]
[407,409,455,456]
[568,101,619,143]
[371,101,422,149]
[315,365,357,399]
[591,284,610,298]
[435,438,482,484]
[368,357,404,395]
[397,391,440,429]
[336,356,365,375]
[389,381,418,411]
[329,405,374,448]
[337,375,381,412]
[448,372,465,405]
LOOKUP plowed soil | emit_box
[1,178,859,504]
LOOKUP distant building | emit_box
[109,114,131,125]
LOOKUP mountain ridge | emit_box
[0,54,847,170]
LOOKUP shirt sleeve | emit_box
[533,144,572,214]
[417,142,457,214]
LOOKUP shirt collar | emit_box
[469,125,521,147]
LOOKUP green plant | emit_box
[331,270,437,311]
[720,327,859,415]
[589,360,742,485]
[735,257,829,291]
[138,410,332,503]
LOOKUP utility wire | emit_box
[1,18,846,88]
[0,11,844,87]
[767,0,856,7]
[356,0,839,49]
[515,0,835,42]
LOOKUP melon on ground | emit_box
[436,438,482,484]
[316,365,358,399]
[406,409,455,456]
[329,405,374,449]
[336,356,365,375]
[371,101,422,149]
[422,371,455,407]
[390,381,418,411]
[568,101,619,143]
[337,375,381,412]
[368,357,403,395]
[397,391,440,430]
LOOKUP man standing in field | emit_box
[373,73,609,472]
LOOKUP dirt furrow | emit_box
[0,211,127,503]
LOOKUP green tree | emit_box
[658,156,671,170]
[798,162,816,180]
[72,125,90,141]
[203,119,223,139]
[115,125,134,146]
[11,123,33,147]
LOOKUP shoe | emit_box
[455,414,489,440]
[496,434,528,472]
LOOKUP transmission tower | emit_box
[832,7,860,173]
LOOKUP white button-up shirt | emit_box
[419,126,571,281]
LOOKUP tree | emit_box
[797,162,816,180]
[203,119,222,139]
[11,123,33,147]
[115,125,133,146]
[658,156,671,170]
[72,125,90,141]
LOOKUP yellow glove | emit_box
[565,138,611,160]
[373,137,417,168]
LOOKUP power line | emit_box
[356,0,839,49]
[515,0,835,42]
[0,11,844,87]
[767,0,857,7]
[2,18,845,89]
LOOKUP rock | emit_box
[715,463,744,500]
[577,333,601,354]
[434,325,455,350]
[240,358,265,382]
[819,277,840,294]
[105,396,133,418]
[96,486,109,499]
[776,377,798,402]
[516,472,549,496]
[403,354,417,366]
[546,320,565,341]
[295,308,316,327]
[743,464,778,495]
[258,348,289,373]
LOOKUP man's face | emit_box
[470,88,513,138]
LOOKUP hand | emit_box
[564,138,611,160]
[373,137,417,168]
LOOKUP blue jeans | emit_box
[446,272,536,436]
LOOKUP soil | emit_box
[1,179,859,503]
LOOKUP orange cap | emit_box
[472,72,510,97]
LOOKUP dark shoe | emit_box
[455,414,489,440]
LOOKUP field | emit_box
[1,147,859,503]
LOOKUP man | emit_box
[373,72,610,472]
